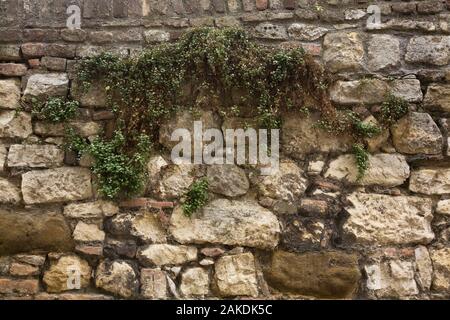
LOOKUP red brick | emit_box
[0,278,39,295]
[28,59,41,69]
[0,63,27,77]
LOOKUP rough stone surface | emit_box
[287,23,328,40]
[95,260,138,298]
[365,260,419,298]
[170,199,280,250]
[405,36,450,66]
[0,111,32,139]
[215,253,258,297]
[155,164,195,200]
[0,207,74,255]
[0,145,5,172]
[0,178,21,204]
[64,201,119,219]
[207,164,249,197]
[282,113,352,158]
[265,251,361,299]
[325,154,410,187]
[23,73,69,101]
[22,167,93,204]
[140,268,167,299]
[343,193,434,246]
[43,255,91,293]
[410,168,450,195]
[415,246,433,290]
[0,279,39,295]
[431,248,450,292]
[71,80,107,108]
[323,32,364,72]
[391,112,443,155]
[0,79,21,110]
[7,144,64,168]
[180,267,210,297]
[368,35,400,71]
[73,222,105,243]
[253,160,308,214]
[437,199,450,215]
[34,121,102,137]
[424,84,450,112]
[137,244,197,266]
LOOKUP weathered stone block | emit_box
[0,111,32,138]
[141,268,167,299]
[43,255,91,293]
[64,201,119,219]
[215,253,258,297]
[73,222,105,243]
[325,154,410,187]
[424,84,450,112]
[180,267,209,297]
[0,63,27,76]
[23,73,69,101]
[137,244,197,266]
[0,207,74,255]
[405,36,450,66]
[0,45,21,61]
[0,79,21,110]
[7,144,64,168]
[287,23,328,41]
[22,167,93,204]
[170,199,280,250]
[0,178,21,204]
[343,193,434,246]
[207,164,249,198]
[410,168,450,195]
[323,32,364,73]
[431,248,450,292]
[95,260,139,298]
[392,112,443,155]
[254,23,288,40]
[265,251,361,299]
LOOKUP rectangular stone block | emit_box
[0,45,21,61]
[0,279,39,295]
[22,167,93,204]
[7,144,64,168]
[0,63,27,77]
[141,269,167,299]
[0,79,21,109]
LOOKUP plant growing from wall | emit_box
[31,97,79,123]
[70,27,408,200]
[182,178,209,217]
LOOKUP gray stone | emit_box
[140,268,167,299]
[368,35,400,71]
[7,144,64,168]
[254,23,288,40]
[410,168,450,195]
[144,30,170,43]
[207,165,249,197]
[405,36,450,66]
[215,253,258,297]
[64,201,119,219]
[287,23,328,41]
[34,121,102,137]
[0,145,5,172]
[430,248,450,292]
[170,199,280,250]
[325,153,410,187]
[391,112,443,155]
[23,73,69,101]
[22,167,93,204]
[344,193,434,246]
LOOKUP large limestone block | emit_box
[23,73,69,101]
[22,167,93,204]
[0,207,74,255]
[405,36,450,66]
[43,255,92,293]
[137,244,197,266]
[410,168,450,195]
[281,113,352,158]
[325,153,410,187]
[391,112,443,155]
[368,35,400,71]
[0,111,32,138]
[265,251,361,299]
[343,193,434,246]
[0,79,21,110]
[180,267,210,297]
[71,80,107,108]
[7,144,64,168]
[214,253,258,297]
[95,260,139,298]
[155,164,195,200]
[323,32,364,72]
[170,199,280,250]
[207,165,249,198]
[63,201,119,219]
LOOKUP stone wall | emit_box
[1,0,450,300]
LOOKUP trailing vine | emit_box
[66,27,408,199]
